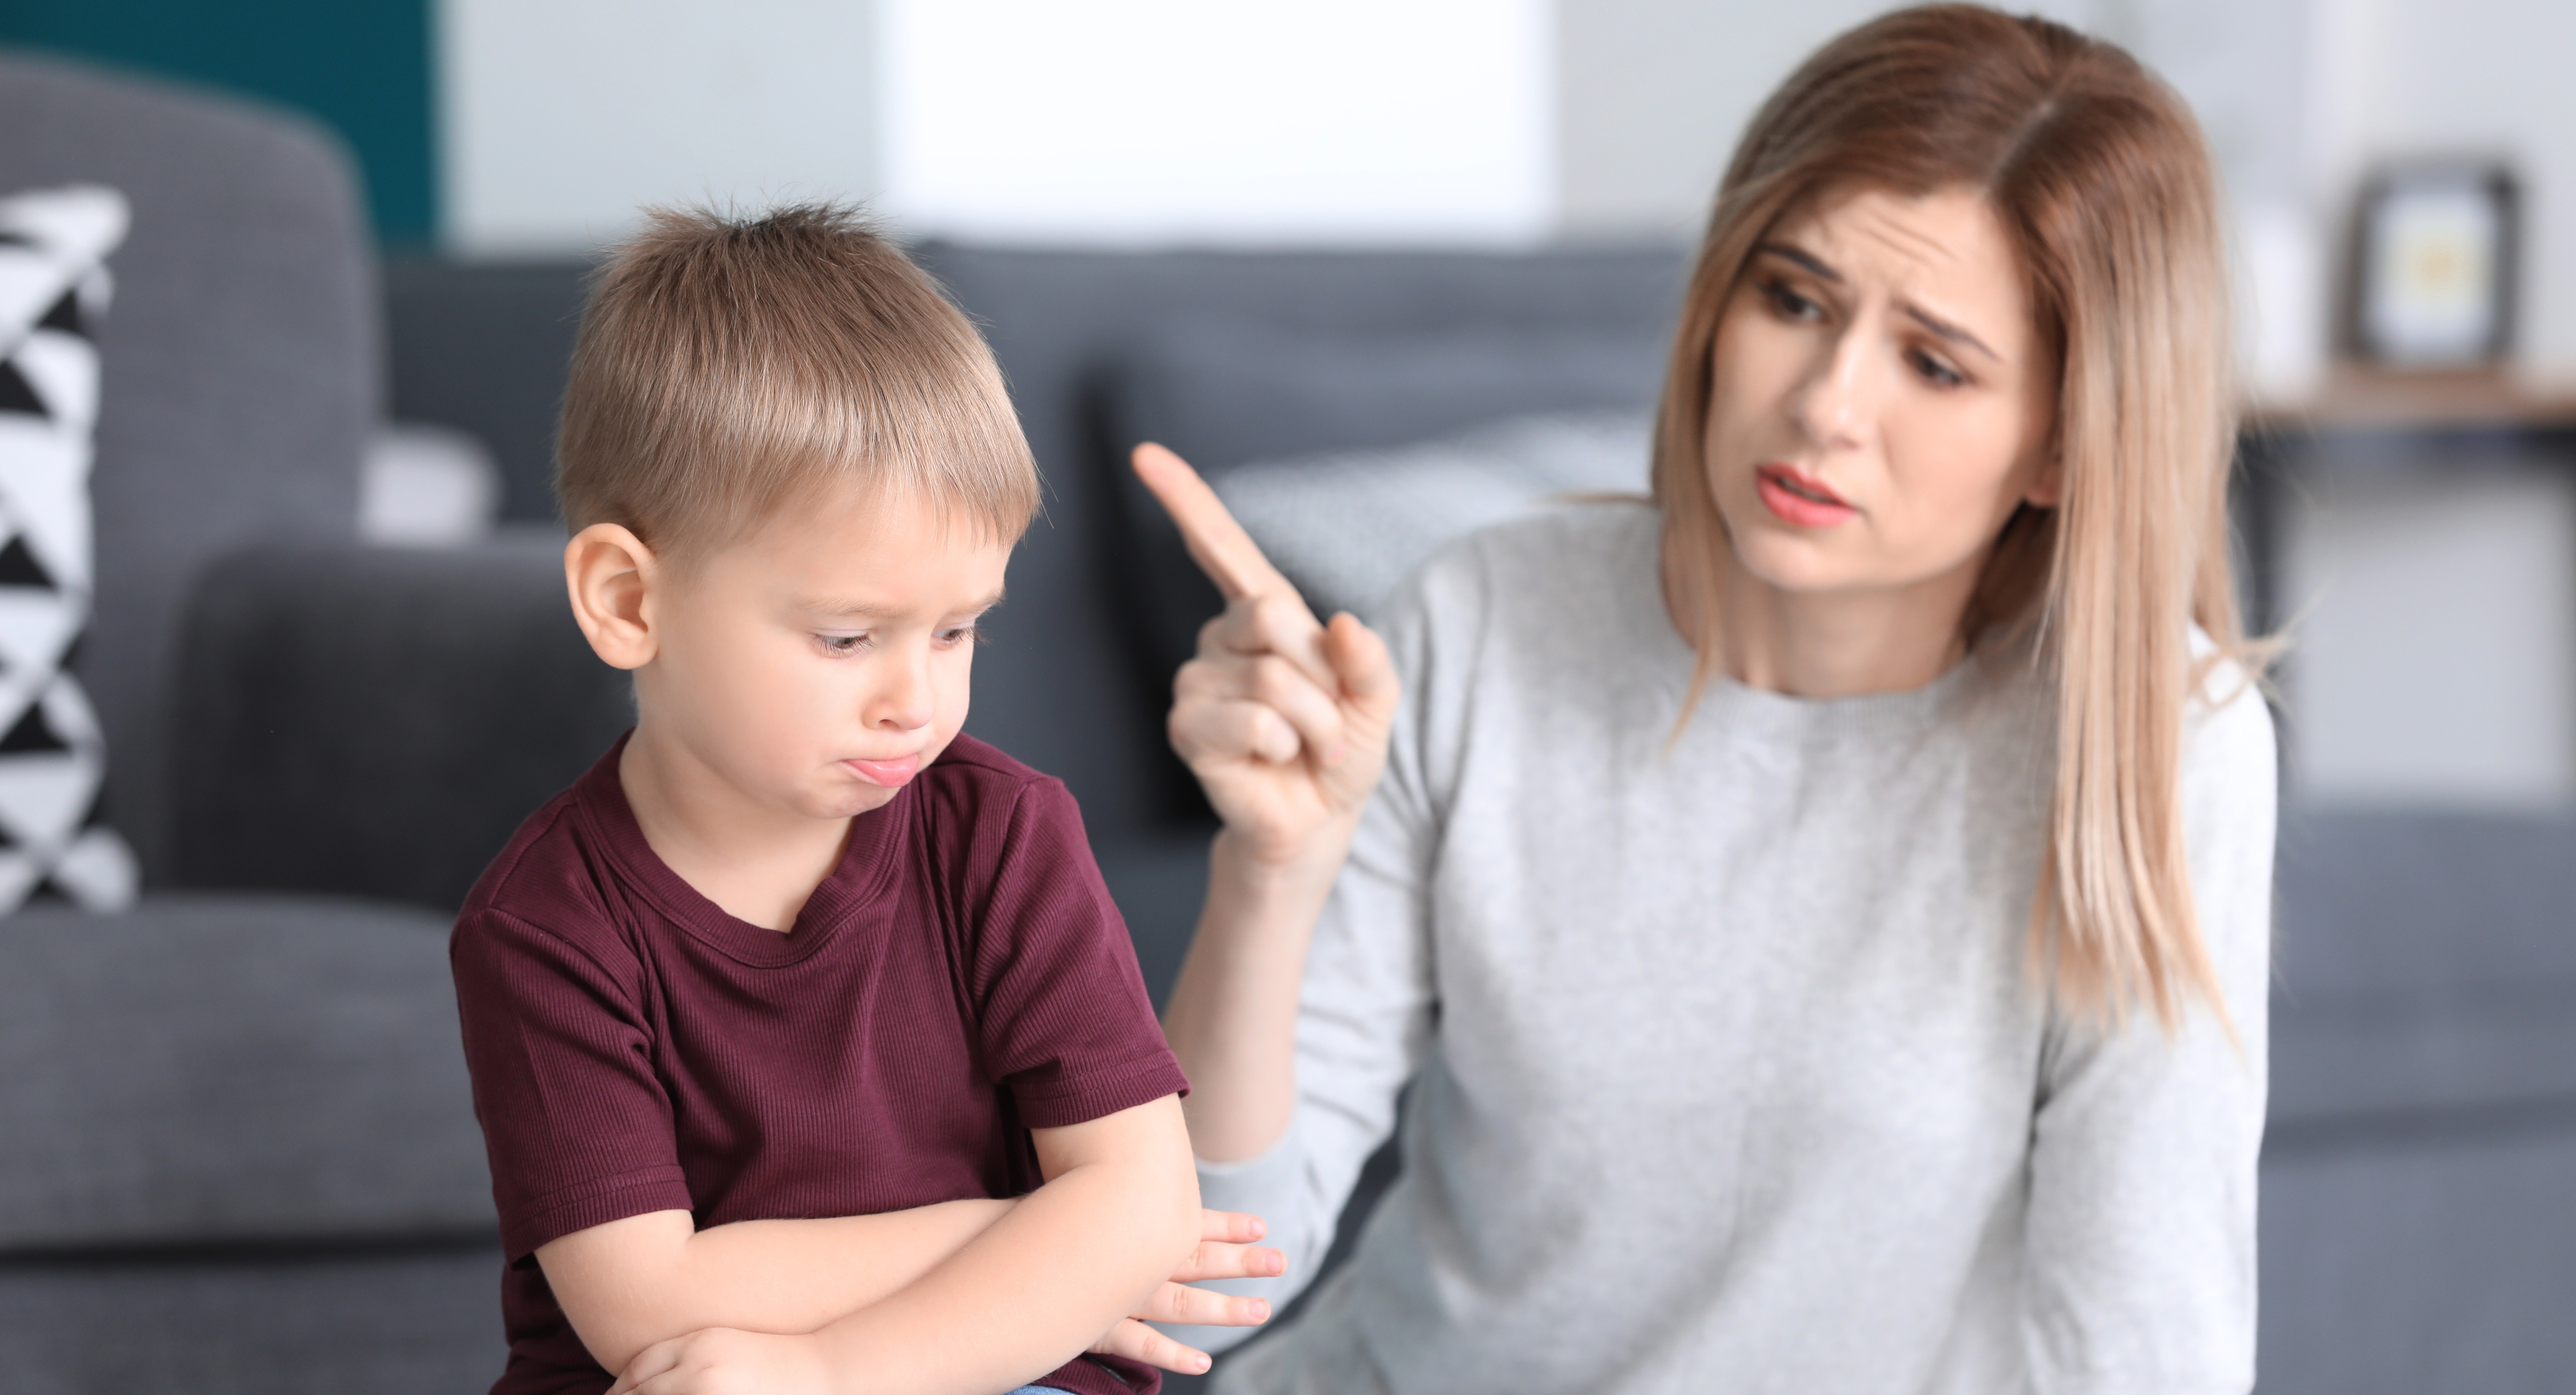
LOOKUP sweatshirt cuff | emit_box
[1172,1113,1315,1358]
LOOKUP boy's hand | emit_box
[606,1327,833,1395]
[1091,1207,1286,1375]
[1134,443,1400,869]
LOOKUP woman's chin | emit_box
[1726,530,1869,599]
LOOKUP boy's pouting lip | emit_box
[845,752,921,786]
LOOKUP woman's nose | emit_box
[1786,329,1871,447]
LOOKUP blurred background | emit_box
[0,1,2569,1392]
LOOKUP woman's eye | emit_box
[1761,280,1822,321]
[1910,349,1965,388]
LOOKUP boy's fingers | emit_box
[1199,1207,1268,1243]
[1093,1316,1215,1376]
[1133,442,1294,604]
[1134,1279,1272,1328]
[1173,1238,1287,1283]
[1203,1209,1269,1244]
[606,1339,680,1395]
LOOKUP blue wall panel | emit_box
[0,0,436,244]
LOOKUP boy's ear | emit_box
[565,523,661,671]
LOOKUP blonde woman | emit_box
[1135,6,2275,1392]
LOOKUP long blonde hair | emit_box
[1653,5,2253,1030]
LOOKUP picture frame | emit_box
[2347,160,2520,369]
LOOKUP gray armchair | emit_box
[0,52,509,1394]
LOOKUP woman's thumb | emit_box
[1323,612,1399,721]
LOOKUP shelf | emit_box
[2248,366,2576,434]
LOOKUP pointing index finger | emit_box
[1132,442,1295,604]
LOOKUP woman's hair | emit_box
[557,202,1038,558]
[1652,4,2253,1031]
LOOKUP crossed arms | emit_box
[539,1094,1279,1395]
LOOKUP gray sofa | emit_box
[0,51,507,1395]
[11,48,2570,1395]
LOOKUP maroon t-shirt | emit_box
[450,733,1187,1395]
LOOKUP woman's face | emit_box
[1703,185,2058,604]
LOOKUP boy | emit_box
[450,204,1266,1395]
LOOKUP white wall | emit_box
[2285,463,2576,809]
[877,0,1553,247]
[2342,0,2576,383]
[441,0,877,257]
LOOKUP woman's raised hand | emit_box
[1133,443,1399,869]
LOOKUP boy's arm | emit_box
[562,1094,1203,1395]
[538,1197,1015,1373]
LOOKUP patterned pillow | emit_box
[0,185,136,911]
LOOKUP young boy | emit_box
[449,205,1261,1395]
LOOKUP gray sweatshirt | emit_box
[1186,503,2273,1395]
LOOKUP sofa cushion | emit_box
[1213,411,1651,622]
[0,1241,504,1395]
[171,536,633,915]
[1104,316,1668,713]
[0,892,492,1249]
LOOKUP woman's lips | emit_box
[1755,463,1857,528]
[844,753,922,788]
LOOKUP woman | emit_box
[1138,5,2274,1392]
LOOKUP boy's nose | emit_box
[867,652,937,730]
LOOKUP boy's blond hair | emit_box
[556,202,1038,555]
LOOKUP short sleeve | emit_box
[957,779,1188,1130]
[2022,667,2276,1394]
[449,908,693,1259]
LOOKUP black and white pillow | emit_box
[0,185,136,912]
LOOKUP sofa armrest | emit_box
[171,533,631,912]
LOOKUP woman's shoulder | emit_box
[1395,498,1660,633]
[2171,633,2280,934]
[2182,630,2278,784]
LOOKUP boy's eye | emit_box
[935,624,981,648]
[816,633,869,655]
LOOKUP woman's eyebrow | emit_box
[1900,304,1999,362]
[1755,242,1840,281]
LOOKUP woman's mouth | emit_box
[844,753,922,788]
[1755,463,1858,528]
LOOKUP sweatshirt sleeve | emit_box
[1168,560,1454,1354]
[2022,665,2276,1395]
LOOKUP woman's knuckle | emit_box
[1249,655,1294,702]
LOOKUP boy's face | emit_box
[639,487,1012,821]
